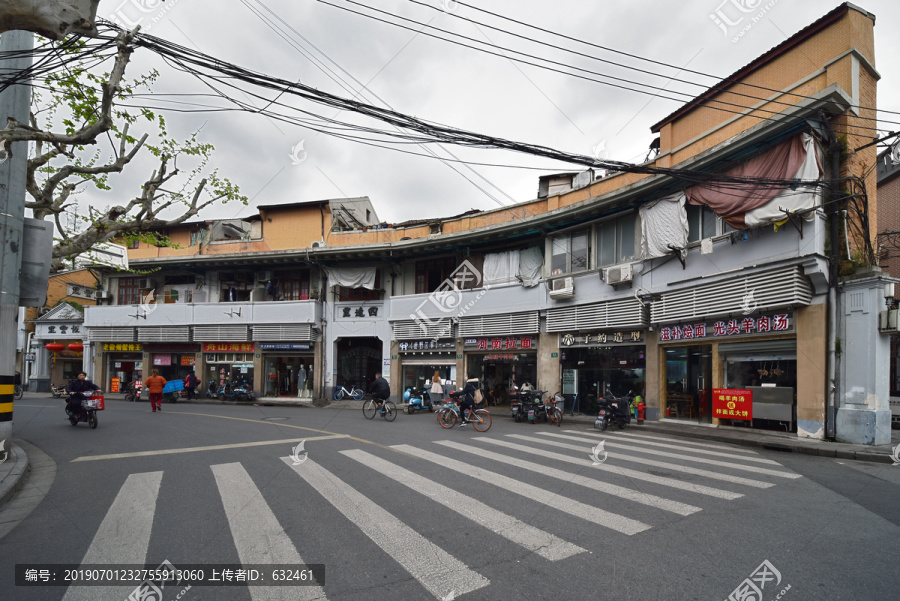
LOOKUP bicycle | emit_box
[14,384,23,400]
[334,384,365,401]
[548,393,565,426]
[362,396,397,422]
[437,399,492,432]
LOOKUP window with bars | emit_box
[597,213,638,267]
[550,230,590,275]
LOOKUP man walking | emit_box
[145,369,167,412]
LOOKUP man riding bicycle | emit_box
[458,378,479,427]
[369,372,390,406]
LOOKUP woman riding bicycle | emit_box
[458,378,479,427]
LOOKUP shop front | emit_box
[202,342,255,390]
[260,343,314,397]
[658,312,797,431]
[398,339,457,395]
[464,336,537,404]
[558,329,646,415]
[102,342,143,392]
[145,343,200,383]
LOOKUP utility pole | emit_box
[0,30,33,444]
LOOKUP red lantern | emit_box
[67,343,84,352]
[45,343,65,352]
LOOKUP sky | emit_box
[45,0,900,227]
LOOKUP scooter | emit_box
[65,392,101,429]
[403,388,434,413]
[595,386,633,431]
[50,384,68,398]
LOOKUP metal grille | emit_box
[546,298,645,332]
[192,325,249,342]
[392,319,452,340]
[85,327,135,342]
[458,312,539,337]
[650,265,813,324]
[252,324,315,341]
[137,327,191,342]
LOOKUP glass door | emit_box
[664,344,712,423]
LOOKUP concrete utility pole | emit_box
[0,30,33,443]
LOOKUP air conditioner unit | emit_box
[549,277,575,299]
[311,240,326,248]
[605,264,634,287]
[94,290,109,300]
[255,270,273,283]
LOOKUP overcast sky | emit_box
[57,0,900,227]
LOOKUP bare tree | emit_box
[0,29,247,272]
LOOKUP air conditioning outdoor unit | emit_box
[311,240,326,248]
[605,264,634,287]
[549,277,575,299]
[94,290,109,300]
[255,270,273,283]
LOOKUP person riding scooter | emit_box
[66,371,100,417]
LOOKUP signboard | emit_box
[659,313,792,343]
[464,337,536,351]
[76,241,129,270]
[398,340,455,352]
[713,388,753,421]
[562,369,578,395]
[153,355,172,366]
[258,343,312,351]
[180,355,196,366]
[203,343,255,353]
[25,353,35,362]
[559,330,643,347]
[110,377,120,393]
[103,343,142,352]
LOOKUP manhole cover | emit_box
[261,417,289,421]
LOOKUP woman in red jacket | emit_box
[144,369,167,412]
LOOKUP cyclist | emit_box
[458,377,479,427]
[369,373,390,410]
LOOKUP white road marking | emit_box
[62,472,163,601]
[537,432,800,479]
[391,444,649,536]
[563,430,779,464]
[284,457,489,600]
[507,434,775,489]
[476,437,743,500]
[340,448,584,560]
[609,431,760,453]
[435,440,700,516]
[211,462,327,601]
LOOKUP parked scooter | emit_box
[65,391,103,429]
[403,387,434,413]
[123,381,141,403]
[50,384,68,398]
[595,385,633,431]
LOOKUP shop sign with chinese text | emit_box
[399,340,456,352]
[713,388,753,420]
[658,313,792,343]
[464,337,536,351]
[103,343,142,352]
[259,343,312,351]
[559,330,644,347]
[202,343,255,353]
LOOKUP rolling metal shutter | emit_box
[546,298,645,332]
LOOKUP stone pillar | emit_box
[645,330,661,421]
[796,303,827,439]
[836,269,896,445]
[537,332,560,394]
[389,340,400,397]
[31,344,50,392]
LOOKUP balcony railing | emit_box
[84,299,321,327]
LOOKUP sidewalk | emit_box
[0,440,29,509]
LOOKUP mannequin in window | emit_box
[297,363,307,398]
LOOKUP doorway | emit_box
[336,337,383,392]
[664,345,712,423]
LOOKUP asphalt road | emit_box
[1,393,898,601]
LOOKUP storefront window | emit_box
[467,353,538,404]
[206,353,254,390]
[560,346,645,415]
[264,356,312,396]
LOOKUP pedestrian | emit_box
[430,370,444,404]
[184,371,198,400]
[145,369,167,412]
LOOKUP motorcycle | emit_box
[65,391,103,429]
[50,384,68,398]
[512,389,548,423]
[595,386,633,431]
[217,381,255,402]
[403,387,434,413]
[123,381,142,403]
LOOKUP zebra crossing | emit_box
[60,429,801,600]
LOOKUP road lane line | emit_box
[537,432,800,479]
[211,462,327,601]
[476,437,743,500]
[435,440,700,516]
[284,457,488,600]
[391,444,649,536]
[62,472,163,601]
[507,434,774,489]
[72,434,349,462]
[341,449,584,560]
[562,430,779,464]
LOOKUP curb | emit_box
[0,442,30,508]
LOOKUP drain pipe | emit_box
[825,135,842,440]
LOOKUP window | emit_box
[415,258,458,294]
[274,269,311,300]
[190,231,199,246]
[550,231,590,275]
[128,238,139,249]
[687,205,719,242]
[339,270,382,301]
[117,277,143,305]
[597,213,637,267]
